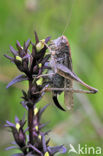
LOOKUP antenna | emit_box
[62,0,76,36]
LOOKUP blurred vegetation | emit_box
[0,0,103,155]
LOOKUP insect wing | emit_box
[62,36,74,110]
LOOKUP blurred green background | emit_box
[0,0,103,155]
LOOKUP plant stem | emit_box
[28,79,34,146]
[28,105,34,145]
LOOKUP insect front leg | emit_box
[36,72,55,79]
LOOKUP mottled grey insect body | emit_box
[48,36,73,110]
[45,35,98,111]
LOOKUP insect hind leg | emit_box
[45,88,96,94]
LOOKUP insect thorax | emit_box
[49,36,71,64]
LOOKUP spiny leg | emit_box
[44,88,96,94]
[33,87,96,95]
[37,73,55,79]
[56,63,98,93]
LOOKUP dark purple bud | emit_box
[22,61,28,72]
[31,44,36,58]
[38,68,42,75]
[15,64,25,73]
[13,128,26,148]
[33,65,38,73]
[41,54,50,65]
[36,47,46,60]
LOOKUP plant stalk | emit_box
[28,79,34,146]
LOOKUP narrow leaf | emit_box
[48,145,65,155]
[29,144,43,156]
[6,74,28,88]
[39,104,49,117]
[5,120,15,127]
[34,32,39,43]
[12,153,23,156]
[39,122,49,129]
[22,53,30,60]
[5,146,17,151]
[24,39,31,51]
[16,41,22,51]
[4,54,14,61]
[15,116,19,123]
[22,90,27,98]
[45,36,51,43]
[42,135,47,153]
[10,46,17,56]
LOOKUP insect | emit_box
[45,36,98,111]
[36,36,98,111]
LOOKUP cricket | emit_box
[36,36,98,111]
